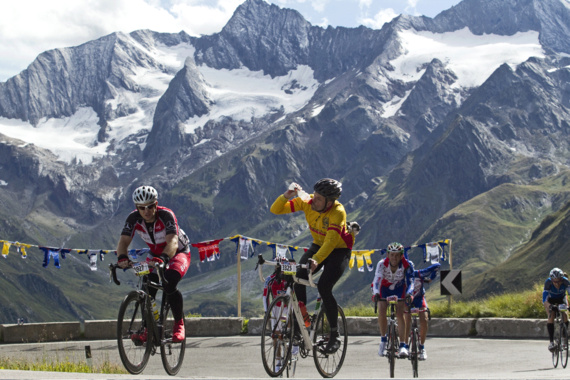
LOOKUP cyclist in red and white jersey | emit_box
[116,185,190,343]
[372,242,415,358]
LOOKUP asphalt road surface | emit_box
[0,336,565,379]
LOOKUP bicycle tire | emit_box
[264,277,276,314]
[313,305,348,378]
[261,295,293,377]
[410,328,419,378]
[117,291,152,374]
[389,322,398,378]
[552,334,560,368]
[160,301,186,375]
[560,322,569,368]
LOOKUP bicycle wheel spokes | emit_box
[160,302,186,375]
[117,292,152,374]
[261,295,292,377]
[560,323,569,368]
[313,305,348,378]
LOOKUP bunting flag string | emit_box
[0,235,451,272]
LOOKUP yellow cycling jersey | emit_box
[270,194,354,264]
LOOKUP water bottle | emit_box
[299,301,311,328]
[315,295,322,312]
[288,182,310,202]
[152,300,159,321]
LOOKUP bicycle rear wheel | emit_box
[261,295,293,377]
[410,328,419,378]
[313,305,348,378]
[388,323,398,378]
[117,291,152,374]
[160,302,186,375]
[560,322,569,368]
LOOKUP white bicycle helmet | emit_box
[132,186,158,205]
[550,267,564,280]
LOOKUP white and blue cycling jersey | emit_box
[411,263,441,299]
[542,277,570,303]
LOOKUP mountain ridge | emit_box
[0,0,569,321]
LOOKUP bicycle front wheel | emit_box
[160,302,186,375]
[552,337,560,368]
[560,322,569,368]
[261,295,293,377]
[117,291,152,374]
[389,322,398,378]
[410,328,419,378]
[313,305,348,378]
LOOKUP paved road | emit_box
[0,336,566,379]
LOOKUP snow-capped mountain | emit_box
[0,0,569,321]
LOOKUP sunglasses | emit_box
[137,203,157,211]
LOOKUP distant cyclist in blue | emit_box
[409,261,440,361]
[543,267,570,351]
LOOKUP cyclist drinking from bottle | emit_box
[270,178,354,354]
[372,242,415,358]
[116,185,191,343]
[543,267,570,351]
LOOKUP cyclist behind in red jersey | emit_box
[270,178,355,354]
[372,242,415,358]
[116,185,191,343]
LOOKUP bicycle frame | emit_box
[110,261,185,375]
[258,254,348,378]
[112,262,166,344]
[550,303,569,369]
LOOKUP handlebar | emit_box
[109,261,168,286]
[256,254,317,288]
[373,295,412,314]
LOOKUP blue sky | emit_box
[0,0,462,81]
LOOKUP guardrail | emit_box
[0,317,548,344]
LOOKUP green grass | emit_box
[344,283,546,319]
[0,357,127,374]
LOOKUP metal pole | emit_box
[448,239,453,308]
[237,253,242,317]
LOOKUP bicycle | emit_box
[257,254,348,378]
[408,307,425,378]
[549,303,569,368]
[109,261,185,375]
[375,295,403,378]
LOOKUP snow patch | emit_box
[311,104,325,117]
[390,28,544,88]
[0,107,106,164]
[182,65,320,133]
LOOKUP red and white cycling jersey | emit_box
[121,206,190,256]
[371,257,414,295]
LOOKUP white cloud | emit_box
[360,8,398,29]
[0,0,241,81]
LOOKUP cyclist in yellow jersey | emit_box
[270,178,354,354]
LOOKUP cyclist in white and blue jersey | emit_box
[543,267,570,351]
[410,262,440,361]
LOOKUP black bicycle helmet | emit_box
[313,178,342,199]
[132,186,158,205]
